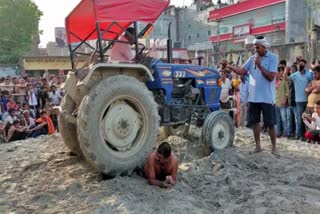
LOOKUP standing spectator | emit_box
[310,59,319,72]
[24,75,31,85]
[285,59,312,141]
[0,90,9,113]
[27,84,38,111]
[6,95,18,111]
[219,69,232,109]
[286,64,298,139]
[0,77,14,94]
[16,78,27,104]
[232,74,241,127]
[305,65,320,113]
[238,75,249,127]
[37,85,49,110]
[226,36,279,156]
[49,76,59,88]
[279,59,287,70]
[48,85,61,106]
[275,67,288,137]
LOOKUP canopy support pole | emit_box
[134,22,139,63]
[69,44,75,69]
[96,22,105,62]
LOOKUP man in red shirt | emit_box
[109,27,136,62]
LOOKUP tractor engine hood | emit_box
[152,62,220,79]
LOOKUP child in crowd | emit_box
[303,100,320,144]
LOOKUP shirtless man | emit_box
[144,142,178,188]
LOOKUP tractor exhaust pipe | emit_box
[167,22,173,63]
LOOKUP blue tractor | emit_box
[60,0,234,176]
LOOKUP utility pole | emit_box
[213,19,222,65]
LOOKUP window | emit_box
[197,33,200,38]
[188,35,191,40]
[188,24,191,28]
[208,30,211,36]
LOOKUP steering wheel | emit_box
[138,43,146,56]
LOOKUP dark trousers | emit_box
[32,127,48,138]
[296,102,307,138]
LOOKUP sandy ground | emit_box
[1,127,320,214]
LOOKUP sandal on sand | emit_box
[249,148,263,154]
[271,150,281,158]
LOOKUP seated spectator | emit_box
[4,108,17,126]
[7,119,27,142]
[22,103,36,118]
[29,110,55,138]
[23,110,35,128]
[47,103,58,130]
[16,102,23,115]
[0,121,4,136]
[6,95,18,111]
[303,100,320,143]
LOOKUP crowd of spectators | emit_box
[219,57,320,144]
[0,74,64,142]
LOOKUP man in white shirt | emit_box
[109,27,136,62]
[239,75,249,126]
[219,69,232,109]
[48,85,61,106]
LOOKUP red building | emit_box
[209,0,286,50]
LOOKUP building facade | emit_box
[208,0,320,64]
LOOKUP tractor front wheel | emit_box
[202,111,235,155]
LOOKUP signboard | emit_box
[233,24,251,42]
[55,27,67,47]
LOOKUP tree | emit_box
[0,0,42,64]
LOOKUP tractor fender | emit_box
[81,63,154,86]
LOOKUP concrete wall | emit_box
[176,7,215,48]
[145,6,215,50]
[285,0,308,43]
[0,65,19,77]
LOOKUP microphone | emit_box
[254,53,259,69]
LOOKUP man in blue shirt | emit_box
[227,36,279,156]
[285,59,312,141]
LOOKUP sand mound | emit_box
[1,129,320,213]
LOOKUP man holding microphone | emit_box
[225,36,279,157]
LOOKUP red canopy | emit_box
[65,0,170,44]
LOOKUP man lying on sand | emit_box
[143,142,178,188]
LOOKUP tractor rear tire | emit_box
[77,75,159,176]
[202,111,235,156]
[59,94,82,156]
